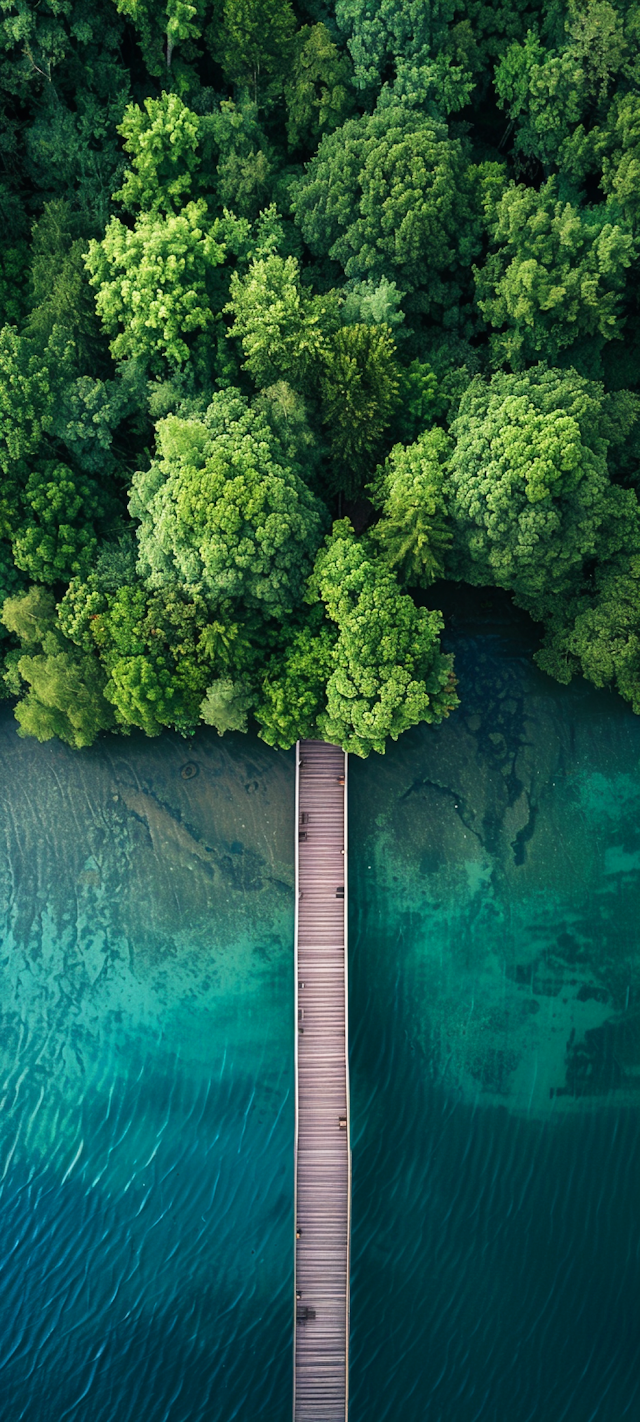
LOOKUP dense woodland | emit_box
[2,0,640,755]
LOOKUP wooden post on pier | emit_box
[293,739,351,1422]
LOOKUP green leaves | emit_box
[12,462,116,585]
[255,619,336,747]
[446,366,615,601]
[115,93,200,213]
[310,519,458,756]
[215,0,297,107]
[0,587,114,747]
[285,23,354,151]
[318,323,399,494]
[475,178,635,366]
[130,390,327,619]
[292,107,481,301]
[370,427,452,587]
[85,201,225,368]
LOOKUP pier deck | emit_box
[293,739,350,1422]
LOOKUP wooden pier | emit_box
[293,739,351,1422]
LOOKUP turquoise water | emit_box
[0,590,639,1419]
[0,724,295,1420]
[349,592,640,1420]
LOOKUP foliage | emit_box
[201,676,254,733]
[318,323,399,494]
[475,178,635,367]
[0,587,114,747]
[214,0,297,107]
[291,107,482,302]
[11,462,116,585]
[85,201,226,368]
[309,519,458,756]
[4,1,640,751]
[285,23,355,150]
[115,93,201,214]
[130,390,327,618]
[226,252,340,388]
[446,365,618,601]
[370,428,452,586]
[255,618,336,747]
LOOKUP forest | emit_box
[2,0,640,756]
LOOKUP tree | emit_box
[226,251,340,389]
[85,201,226,369]
[130,390,327,618]
[0,326,52,475]
[284,24,354,151]
[370,427,452,586]
[446,365,619,603]
[114,0,209,75]
[535,547,640,712]
[291,106,482,305]
[0,587,114,747]
[76,581,224,736]
[474,178,635,367]
[255,618,336,747]
[200,676,254,733]
[309,519,458,756]
[318,323,400,494]
[334,0,458,94]
[213,0,297,107]
[25,201,106,371]
[206,99,275,220]
[11,462,117,585]
[115,93,201,214]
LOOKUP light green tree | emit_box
[226,252,340,388]
[114,0,209,75]
[474,178,635,367]
[309,519,458,756]
[255,619,336,747]
[115,93,201,213]
[85,201,226,368]
[1,587,114,747]
[370,427,452,586]
[130,390,327,618]
[200,676,254,733]
[446,366,620,602]
[11,462,116,585]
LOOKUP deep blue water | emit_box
[0,596,639,1419]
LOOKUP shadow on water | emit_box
[349,588,640,1422]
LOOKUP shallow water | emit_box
[0,591,638,1420]
[0,725,295,1421]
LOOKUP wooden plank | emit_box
[294,739,350,1422]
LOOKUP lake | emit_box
[0,591,638,1420]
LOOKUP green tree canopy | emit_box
[130,390,327,618]
[370,427,452,586]
[475,178,635,367]
[85,201,226,369]
[291,106,482,303]
[446,365,622,603]
[309,519,458,755]
[11,462,117,585]
[1,586,114,747]
[115,93,201,214]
